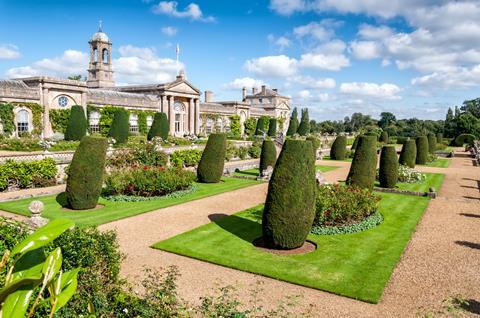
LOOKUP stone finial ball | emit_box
[28,200,44,216]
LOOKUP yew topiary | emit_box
[330,135,347,160]
[427,133,436,154]
[455,133,476,146]
[267,118,277,137]
[346,135,377,189]
[262,139,316,249]
[66,136,108,210]
[436,133,443,144]
[416,136,429,165]
[306,135,320,159]
[108,109,129,144]
[64,105,87,141]
[259,140,277,172]
[197,133,227,183]
[351,135,360,150]
[399,139,416,168]
[286,108,298,136]
[379,145,399,188]
[380,131,389,144]
[148,112,169,140]
[255,117,266,136]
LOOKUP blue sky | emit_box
[1,0,479,121]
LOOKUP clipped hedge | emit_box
[267,118,277,137]
[346,135,377,189]
[255,117,266,136]
[330,135,347,160]
[65,105,88,141]
[259,140,277,172]
[262,139,316,249]
[197,133,227,183]
[351,135,360,150]
[148,112,169,141]
[415,136,429,165]
[379,131,389,144]
[306,135,320,159]
[455,133,476,146]
[379,145,399,188]
[427,133,436,154]
[66,136,108,209]
[399,139,416,168]
[108,109,129,144]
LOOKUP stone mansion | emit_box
[0,27,291,138]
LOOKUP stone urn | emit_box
[25,200,48,228]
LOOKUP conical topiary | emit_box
[108,109,129,144]
[351,135,360,151]
[267,118,277,137]
[255,117,266,136]
[436,133,443,144]
[399,139,416,168]
[427,133,436,154]
[66,136,108,210]
[286,107,298,136]
[379,145,399,188]
[259,140,277,172]
[148,112,169,140]
[64,105,88,141]
[416,136,429,165]
[197,133,227,183]
[380,131,389,144]
[330,135,347,160]
[262,139,316,249]
[346,135,377,189]
[306,135,320,159]
[297,108,310,136]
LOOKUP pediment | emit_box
[277,102,290,110]
[166,80,201,95]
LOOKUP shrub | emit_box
[254,117,266,135]
[415,136,429,165]
[267,118,277,137]
[397,165,426,183]
[104,166,195,197]
[306,135,320,159]
[197,133,227,183]
[108,141,168,169]
[286,107,298,136]
[262,139,316,249]
[455,133,476,146]
[313,184,380,227]
[0,158,57,190]
[378,145,399,188]
[346,135,377,189]
[379,131,389,143]
[399,139,416,168]
[351,135,360,150]
[436,132,443,144]
[148,112,169,141]
[108,109,129,144]
[64,105,87,141]
[259,140,276,172]
[248,141,262,158]
[170,149,202,167]
[66,135,108,209]
[427,133,437,154]
[235,146,249,160]
[330,135,347,160]
[297,108,310,136]
[396,136,409,145]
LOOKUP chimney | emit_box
[242,87,247,101]
[261,85,266,95]
[204,90,213,103]
[252,87,258,95]
[272,88,278,93]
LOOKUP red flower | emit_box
[159,166,166,171]
[143,165,149,171]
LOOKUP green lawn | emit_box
[234,165,339,177]
[153,193,430,303]
[321,155,353,162]
[375,172,445,193]
[421,158,451,168]
[0,177,260,227]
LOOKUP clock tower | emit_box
[87,22,115,88]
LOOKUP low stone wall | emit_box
[373,186,437,198]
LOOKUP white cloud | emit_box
[223,77,266,90]
[293,21,334,41]
[161,26,178,36]
[244,55,298,77]
[288,75,336,89]
[299,52,350,71]
[357,24,393,40]
[349,40,381,59]
[411,65,480,89]
[340,82,402,100]
[267,34,291,51]
[0,44,20,59]
[269,0,307,15]
[152,1,215,22]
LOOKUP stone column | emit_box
[194,99,200,134]
[189,98,194,134]
[42,88,53,138]
[161,95,167,113]
[168,96,174,135]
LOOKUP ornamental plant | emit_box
[286,107,298,136]
[64,105,87,141]
[346,135,377,189]
[297,108,310,136]
[436,132,443,144]
[108,109,129,144]
[399,139,417,168]
[379,131,389,144]
[259,140,276,172]
[427,132,437,154]
[0,158,57,190]
[170,149,203,167]
[262,139,316,249]
[306,135,320,159]
[378,145,399,188]
[148,112,169,141]
[197,133,227,183]
[66,136,108,209]
[268,118,277,137]
[455,133,476,146]
[330,135,347,160]
[254,117,266,136]
[351,135,360,150]
[397,165,426,183]
[415,136,429,165]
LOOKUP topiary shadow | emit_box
[56,192,68,207]
[208,213,261,243]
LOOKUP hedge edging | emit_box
[311,212,383,235]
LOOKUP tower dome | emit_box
[90,21,110,43]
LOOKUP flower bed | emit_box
[397,165,426,183]
[311,212,383,235]
[0,158,57,191]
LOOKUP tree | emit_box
[379,145,399,188]
[108,109,129,144]
[427,132,437,154]
[243,117,257,136]
[444,107,456,138]
[268,118,277,137]
[68,74,83,81]
[330,135,347,160]
[259,140,277,172]
[255,117,266,135]
[64,105,87,141]
[66,136,108,209]
[461,97,480,118]
[262,139,316,249]
[147,112,169,140]
[229,115,241,137]
[346,135,377,189]
[286,107,299,136]
[197,133,227,183]
[415,136,429,165]
[379,131,389,143]
[297,108,310,136]
[378,112,396,129]
[399,139,416,168]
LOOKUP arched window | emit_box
[146,115,153,128]
[89,111,100,133]
[102,48,108,64]
[173,102,185,134]
[129,113,139,133]
[93,48,98,63]
[16,110,29,134]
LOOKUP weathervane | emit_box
[99,19,103,32]
[176,43,180,74]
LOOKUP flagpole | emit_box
[176,43,180,75]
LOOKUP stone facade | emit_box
[0,27,290,138]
